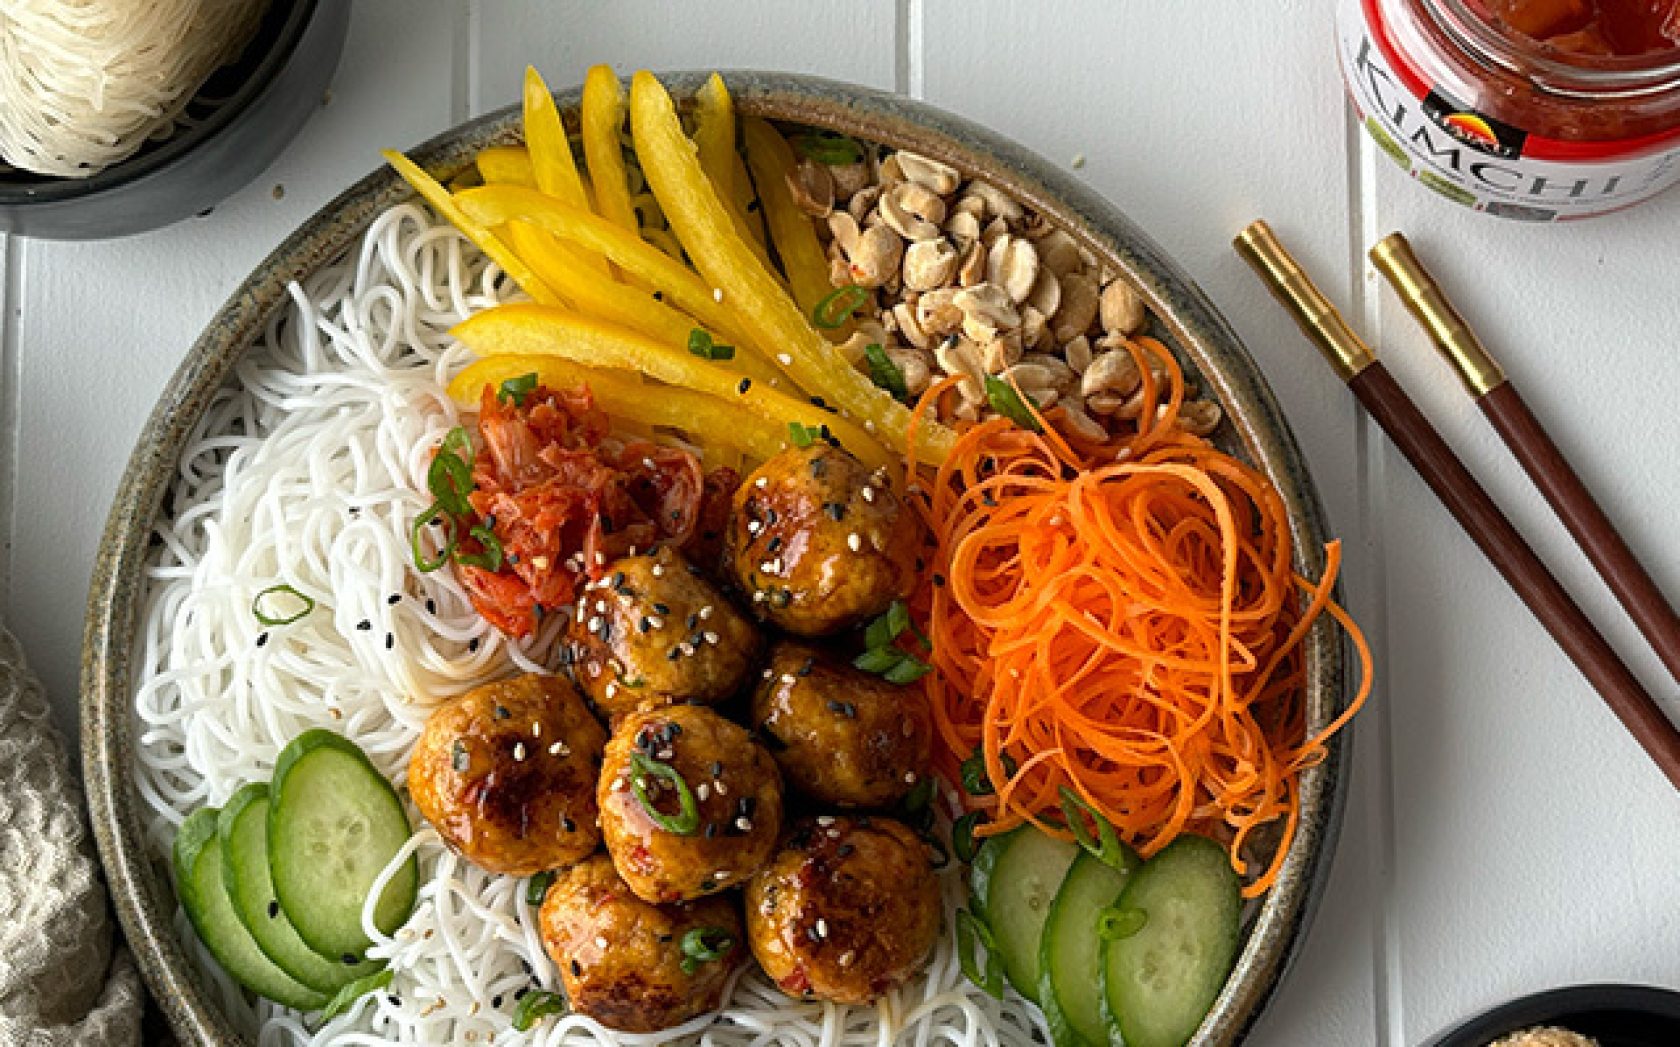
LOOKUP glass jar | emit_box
[1337,0,1680,220]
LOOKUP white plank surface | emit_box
[4,2,1679,1044]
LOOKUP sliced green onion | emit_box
[787,421,819,448]
[852,646,904,674]
[812,285,868,330]
[629,751,701,835]
[498,372,539,407]
[1098,906,1149,941]
[455,523,504,572]
[511,989,567,1031]
[952,810,984,864]
[955,908,1004,999]
[1059,786,1128,870]
[687,328,736,361]
[793,131,865,165]
[882,655,932,685]
[317,968,393,1021]
[959,751,993,797]
[863,342,908,400]
[427,446,474,517]
[251,584,314,627]
[984,376,1043,433]
[903,776,935,814]
[439,426,474,466]
[864,600,911,650]
[411,502,458,573]
[678,926,735,974]
[526,870,556,907]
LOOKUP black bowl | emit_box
[0,0,348,240]
[1428,985,1680,1047]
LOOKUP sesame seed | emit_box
[385,633,395,650]
[647,616,664,630]
[781,674,798,685]
[736,817,753,832]
[699,605,714,619]
[513,742,526,761]
[596,935,609,949]
[762,667,774,679]
[697,783,711,802]
[904,770,918,783]
[817,815,835,827]
[755,476,769,488]
[860,486,876,503]
[678,642,695,657]
[753,590,767,603]
[714,869,729,880]
[587,616,602,633]
[777,353,793,365]
[815,918,829,939]
[388,593,402,606]
[738,378,752,394]
[532,722,542,738]
[549,741,567,756]
[267,900,280,918]
[256,633,269,648]
[714,780,728,796]
[847,533,862,553]
[651,563,664,577]
[712,287,724,302]
[611,776,627,791]
[704,631,720,645]
[356,620,371,631]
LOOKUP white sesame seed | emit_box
[755,476,769,488]
[781,674,798,685]
[651,563,664,577]
[846,534,862,553]
[643,457,656,469]
[704,631,720,645]
[827,828,841,838]
[531,556,550,570]
[698,605,714,620]
[860,486,876,503]
[532,722,542,738]
[594,600,608,614]
[712,287,724,303]
[903,771,917,783]
[611,777,627,791]
[815,919,829,939]
[595,936,609,949]
[647,616,664,630]
[594,552,606,565]
[549,741,566,756]
[762,667,775,679]
[817,815,835,827]
[714,780,728,796]
[777,353,793,366]
[753,590,767,603]
[714,869,730,880]
[605,681,618,698]
[736,817,753,832]
[513,742,527,761]
[838,950,855,967]
[587,615,602,633]
[588,663,602,678]
[864,419,876,432]
[678,642,695,657]
[697,783,711,802]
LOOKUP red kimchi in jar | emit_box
[1338,0,1680,219]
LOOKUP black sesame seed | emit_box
[452,739,468,771]
[738,378,752,394]
[798,658,814,676]
[342,953,359,965]
[514,986,529,1001]
[267,900,280,919]
[824,502,846,521]
[493,704,511,720]
[600,513,615,534]
[571,960,582,977]
[426,598,437,614]
[766,536,782,553]
[468,638,481,652]
[806,925,823,943]
[639,616,653,634]
[658,933,673,943]
[388,593,402,606]
[562,816,577,832]
[385,633,395,650]
[612,571,626,589]
[653,602,670,615]
[765,508,780,525]
[710,761,724,777]
[356,620,372,631]
[704,822,718,839]
[387,994,401,1006]
[255,633,269,648]
[828,700,856,718]
[811,457,827,478]
[667,647,681,661]
[492,995,504,1009]
[507,552,520,565]
[933,573,947,588]
[686,611,699,629]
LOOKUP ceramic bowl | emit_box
[81,70,1355,1045]
[0,0,348,240]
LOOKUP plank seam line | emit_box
[0,234,20,597]
[895,0,925,99]
[1345,103,1404,1047]
[451,0,476,124]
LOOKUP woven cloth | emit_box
[0,625,143,1047]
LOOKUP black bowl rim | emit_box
[1429,984,1680,1046]
[0,0,318,203]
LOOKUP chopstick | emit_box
[1369,232,1680,686]
[1234,220,1680,792]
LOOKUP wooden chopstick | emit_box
[1369,232,1680,686]
[1234,220,1680,791]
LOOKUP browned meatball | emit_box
[725,445,919,636]
[566,546,761,719]
[408,673,605,876]
[753,643,932,808]
[598,705,783,903]
[745,816,940,1004]
[539,854,744,1033]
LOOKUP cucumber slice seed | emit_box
[220,783,384,993]
[269,731,418,958]
[971,825,1081,1002]
[173,808,328,1013]
[1100,835,1241,1047]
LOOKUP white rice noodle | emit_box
[133,201,1046,1046]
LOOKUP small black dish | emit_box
[0,0,348,240]
[1428,984,1680,1047]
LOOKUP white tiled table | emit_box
[3,3,1678,1044]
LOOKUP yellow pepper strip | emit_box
[581,65,639,236]
[743,117,848,341]
[476,146,536,188]
[454,185,757,353]
[522,67,589,207]
[452,304,894,471]
[448,354,788,463]
[692,74,777,277]
[628,71,954,466]
[382,149,561,306]
[500,219,788,390]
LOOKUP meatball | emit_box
[725,445,919,636]
[598,705,783,903]
[408,673,606,876]
[539,854,744,1033]
[565,545,761,719]
[745,816,940,1004]
[753,643,932,808]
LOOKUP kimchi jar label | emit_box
[1337,0,1680,220]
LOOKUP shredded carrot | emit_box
[908,337,1373,898]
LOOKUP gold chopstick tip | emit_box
[1233,220,1375,383]
[1369,232,1505,398]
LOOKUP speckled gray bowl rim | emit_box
[83,71,1353,1046]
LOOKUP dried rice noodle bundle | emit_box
[0,0,271,178]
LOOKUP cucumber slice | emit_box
[970,825,1080,1001]
[173,808,328,1013]
[220,783,383,992]
[1100,835,1241,1047]
[1039,849,1139,1046]
[269,730,418,958]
